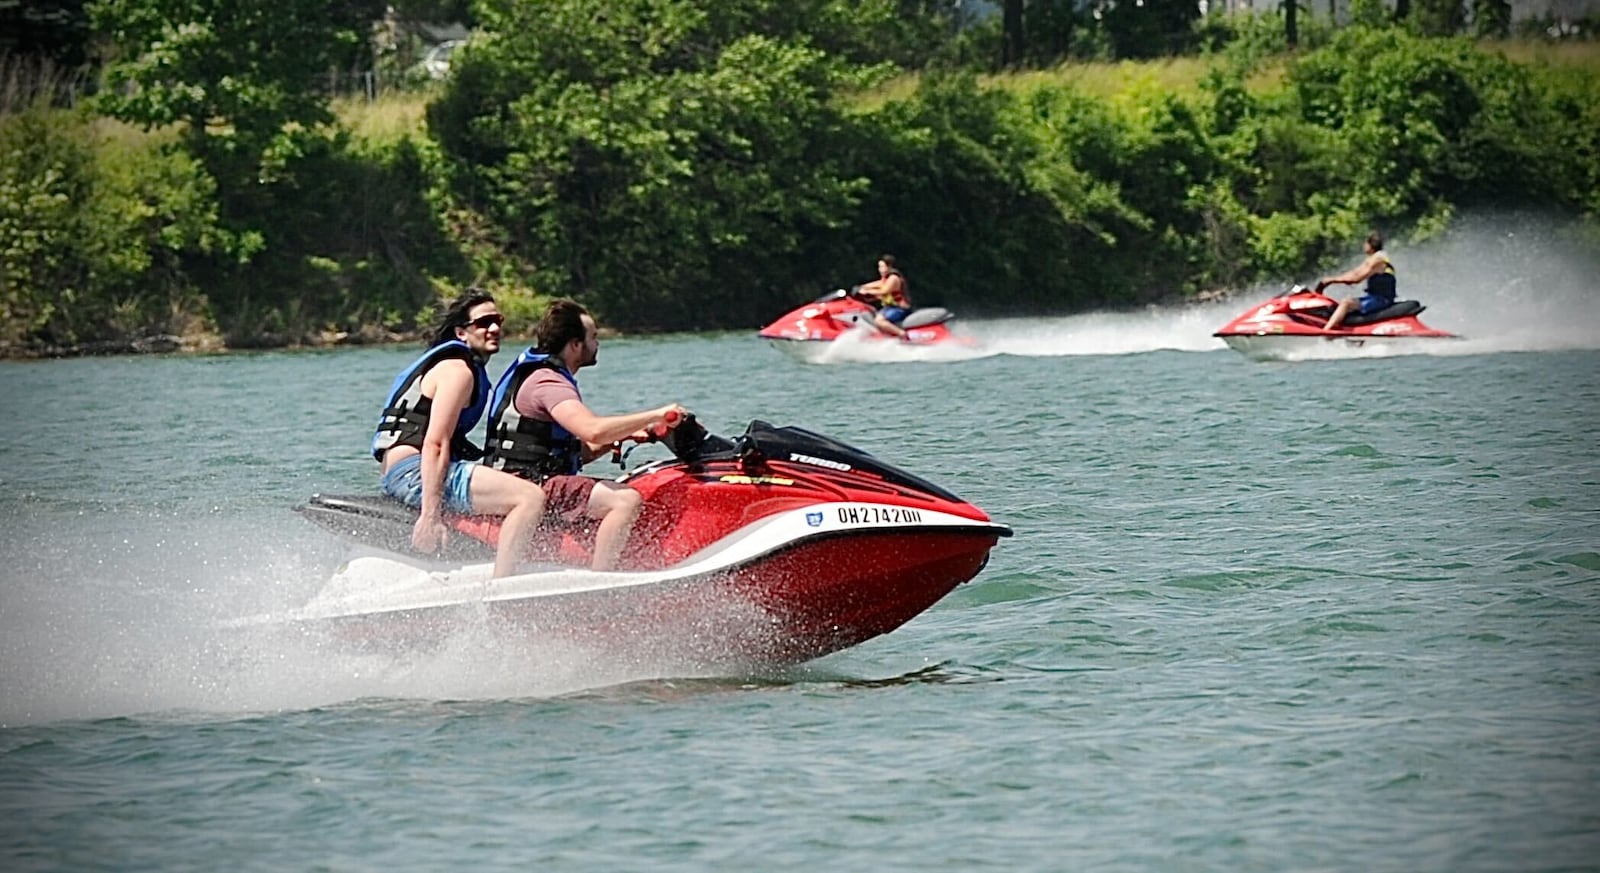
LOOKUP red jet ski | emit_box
[1213,284,1457,359]
[287,416,1011,667]
[758,288,971,359]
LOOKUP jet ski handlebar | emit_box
[655,411,715,461]
[816,287,868,303]
[613,410,720,468]
[646,409,683,441]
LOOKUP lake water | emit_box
[2,221,1598,871]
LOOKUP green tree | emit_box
[87,0,470,343]
[1409,0,1467,35]
[1026,0,1077,66]
[89,0,384,202]
[430,0,904,329]
[1473,0,1510,38]
[0,104,220,352]
[1349,0,1388,28]
[1289,28,1591,226]
[1002,0,1023,67]
[1101,0,1198,59]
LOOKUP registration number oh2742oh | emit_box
[836,505,924,525]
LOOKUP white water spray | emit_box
[0,511,744,726]
[967,212,1600,359]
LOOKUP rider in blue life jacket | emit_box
[372,290,545,578]
[484,299,686,570]
[1316,231,1398,332]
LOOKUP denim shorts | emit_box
[381,454,476,515]
[1357,294,1394,315]
[880,306,910,324]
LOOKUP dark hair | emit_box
[428,288,496,347]
[535,298,590,354]
[1366,231,1384,251]
[879,254,897,269]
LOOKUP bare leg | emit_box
[586,481,643,570]
[1324,298,1356,332]
[468,466,547,578]
[875,314,908,338]
[494,501,544,577]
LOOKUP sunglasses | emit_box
[464,313,505,330]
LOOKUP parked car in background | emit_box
[420,39,465,79]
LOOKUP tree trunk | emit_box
[1286,0,1298,47]
[1473,0,1511,38]
[1002,0,1024,69]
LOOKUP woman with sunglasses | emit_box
[372,290,547,578]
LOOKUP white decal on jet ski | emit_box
[836,506,924,525]
[789,453,852,472]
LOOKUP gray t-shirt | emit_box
[514,369,579,422]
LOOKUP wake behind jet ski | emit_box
[280,415,1011,667]
[1213,284,1457,360]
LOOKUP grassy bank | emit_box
[332,89,436,145]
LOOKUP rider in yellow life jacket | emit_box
[856,254,911,339]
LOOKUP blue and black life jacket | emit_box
[371,340,489,461]
[483,349,584,481]
[1366,252,1397,301]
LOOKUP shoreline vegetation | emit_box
[4,4,1598,360]
[0,322,630,360]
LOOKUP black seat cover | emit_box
[1344,300,1423,327]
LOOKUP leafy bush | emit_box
[841,72,1094,313]
[1196,7,1337,62]
[1290,28,1599,223]
[192,130,475,346]
[429,0,892,330]
[10,6,1597,352]
[0,105,218,352]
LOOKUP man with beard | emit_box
[483,299,687,570]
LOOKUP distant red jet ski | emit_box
[758,288,973,358]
